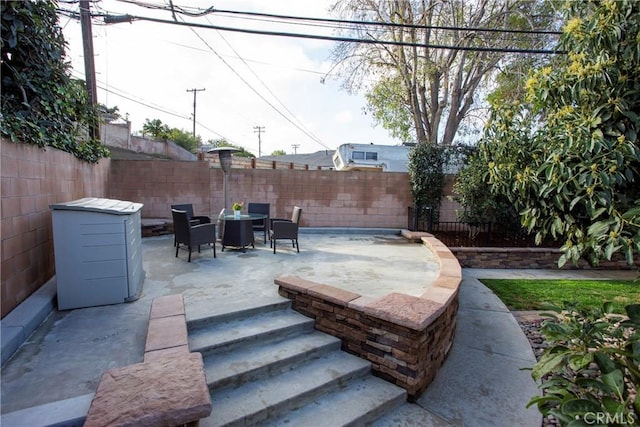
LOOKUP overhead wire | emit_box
[183,22,332,150]
[101,14,565,55]
[70,69,190,119]
[112,0,562,36]
[206,17,325,146]
[56,4,564,54]
[57,2,563,150]
[59,3,335,149]
[210,7,563,36]
[92,73,239,143]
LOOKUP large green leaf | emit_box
[532,352,567,381]
[561,399,601,416]
[626,304,640,324]
[601,370,625,399]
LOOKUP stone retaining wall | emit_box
[275,231,461,399]
[450,247,635,269]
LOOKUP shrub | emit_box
[1,0,108,163]
[528,302,640,426]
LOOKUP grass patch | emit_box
[479,279,640,314]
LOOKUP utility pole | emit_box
[253,125,265,157]
[79,0,98,140]
[291,144,300,154]
[186,88,205,138]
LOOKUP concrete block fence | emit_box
[11,138,625,322]
[3,139,442,317]
[1,140,110,317]
[108,159,416,229]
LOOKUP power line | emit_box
[183,23,333,150]
[89,1,562,36]
[96,13,565,55]
[86,78,189,119]
[70,64,238,145]
[55,6,565,55]
[129,15,566,55]
[210,21,325,145]
[57,3,563,153]
[209,7,563,36]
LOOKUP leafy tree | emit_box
[481,0,640,267]
[208,138,255,158]
[141,119,201,153]
[329,0,557,145]
[98,104,121,122]
[451,146,518,224]
[271,149,287,156]
[142,119,170,139]
[166,128,200,153]
[1,0,108,163]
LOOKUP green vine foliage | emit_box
[408,143,471,223]
[452,146,520,225]
[408,143,446,222]
[528,303,640,426]
[1,0,109,163]
[480,0,640,267]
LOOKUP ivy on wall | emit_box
[1,0,109,163]
[408,143,473,223]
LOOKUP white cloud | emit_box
[61,0,398,155]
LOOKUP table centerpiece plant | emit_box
[232,202,243,218]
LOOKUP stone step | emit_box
[187,296,291,328]
[203,330,342,390]
[200,351,372,427]
[188,307,315,357]
[188,300,409,427]
[263,376,407,427]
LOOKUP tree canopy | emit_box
[329,0,558,145]
[208,139,255,158]
[478,0,640,266]
[141,118,201,153]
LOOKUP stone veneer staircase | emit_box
[187,297,407,426]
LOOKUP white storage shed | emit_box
[50,198,145,310]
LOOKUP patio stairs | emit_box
[187,297,407,427]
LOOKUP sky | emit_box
[59,0,401,156]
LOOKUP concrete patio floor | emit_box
[5,229,633,426]
[1,230,438,415]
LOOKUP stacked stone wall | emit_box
[275,233,462,398]
[451,247,635,269]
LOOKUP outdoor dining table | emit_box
[221,213,268,252]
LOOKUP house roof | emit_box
[258,150,336,168]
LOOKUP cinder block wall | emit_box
[1,139,110,317]
[109,160,416,229]
[1,149,457,319]
[109,160,215,219]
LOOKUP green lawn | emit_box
[479,279,640,314]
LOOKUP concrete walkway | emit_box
[2,232,636,426]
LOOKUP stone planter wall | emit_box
[275,232,461,399]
